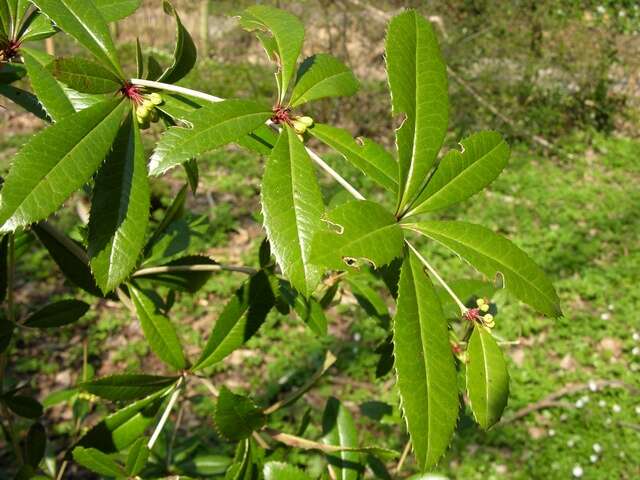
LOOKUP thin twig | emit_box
[501,379,639,424]
[133,263,256,277]
[406,241,467,314]
[395,439,412,475]
[148,378,184,450]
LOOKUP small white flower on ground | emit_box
[633,332,640,341]
[580,395,590,404]
[548,429,556,437]
[608,304,615,310]
[635,405,640,415]
[572,465,584,477]
[612,404,621,413]
[567,439,575,447]
[353,332,362,342]
[589,380,598,391]
[596,5,606,14]
[605,418,612,426]
[600,312,610,321]
[576,399,585,408]
[632,346,640,356]
[590,454,598,463]
[598,400,607,407]
[592,443,602,453]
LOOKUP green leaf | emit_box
[386,10,449,213]
[157,0,197,84]
[19,12,57,43]
[193,271,275,371]
[261,126,324,295]
[309,124,397,194]
[407,131,510,216]
[466,326,509,429]
[81,374,178,401]
[143,185,188,256]
[76,387,170,452]
[24,299,90,328]
[125,437,149,476]
[143,215,208,267]
[137,256,216,293]
[89,113,150,293]
[156,94,278,156]
[129,286,186,370]
[264,462,312,480]
[150,99,272,176]
[32,223,103,297]
[0,63,26,84]
[214,386,266,441]
[1,394,43,418]
[0,98,127,232]
[239,5,304,103]
[49,56,122,94]
[289,54,358,107]
[310,200,404,271]
[393,251,458,469]
[405,221,562,317]
[21,48,76,122]
[95,0,142,22]
[0,84,49,120]
[24,423,46,468]
[0,0,12,38]
[72,446,126,477]
[32,0,124,77]
[322,397,361,480]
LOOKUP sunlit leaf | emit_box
[290,54,358,107]
[157,0,197,84]
[214,387,266,441]
[261,126,324,295]
[393,251,458,469]
[405,221,562,317]
[386,10,448,213]
[466,326,509,429]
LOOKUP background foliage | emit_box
[0,1,638,479]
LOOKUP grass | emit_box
[1,97,638,478]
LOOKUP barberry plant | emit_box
[0,1,561,478]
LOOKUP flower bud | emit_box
[479,303,490,313]
[297,116,314,127]
[148,93,163,106]
[136,105,150,120]
[476,298,486,307]
[142,99,155,110]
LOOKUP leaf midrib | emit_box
[408,223,557,309]
[421,140,504,207]
[7,100,124,224]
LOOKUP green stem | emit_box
[406,241,468,314]
[128,79,367,200]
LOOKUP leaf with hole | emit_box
[405,221,562,317]
[239,5,304,103]
[150,99,272,176]
[386,10,449,213]
[407,131,510,216]
[393,250,459,469]
[310,200,404,271]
